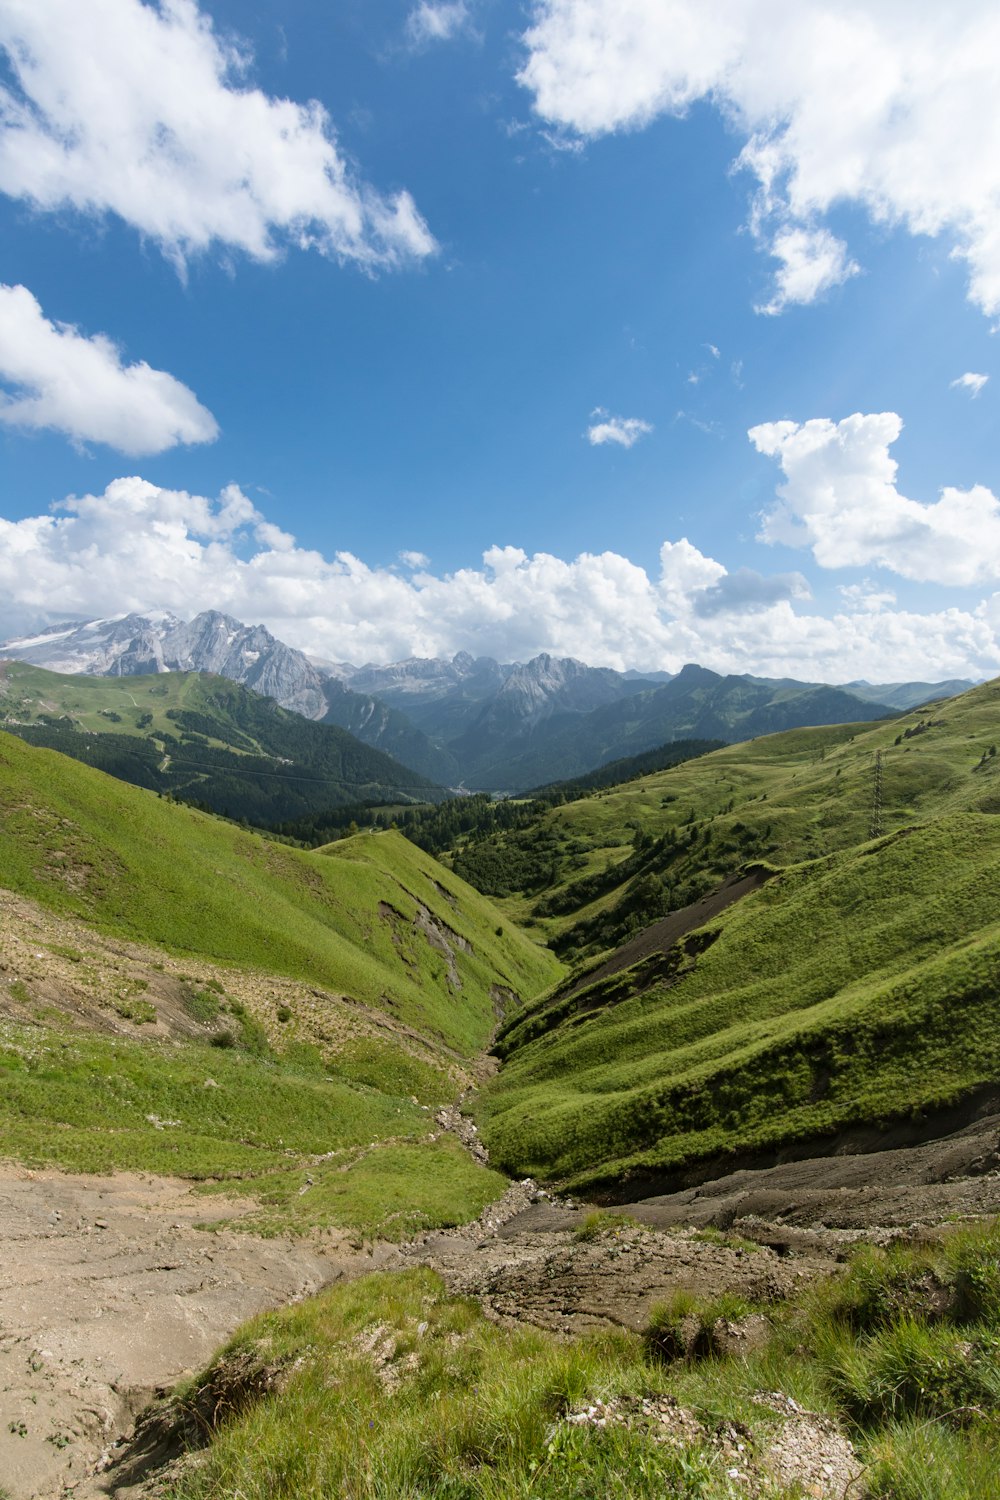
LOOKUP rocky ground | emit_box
[3,1095,998,1498]
[394,1099,1000,1337]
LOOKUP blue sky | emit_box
[0,0,998,681]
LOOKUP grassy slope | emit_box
[0,730,558,1055]
[0,1014,508,1239]
[483,683,1000,945]
[0,732,558,1234]
[0,658,207,738]
[0,660,444,819]
[479,680,1000,1192]
[152,1223,1000,1500]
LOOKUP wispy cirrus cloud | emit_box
[0,0,435,271]
[951,372,989,398]
[405,2,472,46]
[0,284,218,455]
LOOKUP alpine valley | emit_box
[1,612,999,1500]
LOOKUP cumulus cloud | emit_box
[692,566,810,617]
[0,284,218,454]
[587,410,653,447]
[951,372,989,398]
[2,473,998,683]
[518,1,1000,316]
[406,2,471,45]
[839,580,897,612]
[398,549,430,568]
[0,0,435,271]
[756,227,859,316]
[752,411,1000,586]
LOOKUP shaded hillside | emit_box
[457,664,897,790]
[319,677,459,783]
[0,662,445,824]
[269,739,722,864]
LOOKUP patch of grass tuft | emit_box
[573,1210,640,1242]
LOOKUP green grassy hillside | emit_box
[476,679,1000,1194]
[0,730,558,1054]
[0,660,445,824]
[458,679,1000,959]
[0,730,560,1235]
[137,1225,1000,1500]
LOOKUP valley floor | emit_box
[4,1096,999,1499]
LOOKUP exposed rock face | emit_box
[0,612,451,775]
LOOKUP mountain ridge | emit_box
[1,610,976,791]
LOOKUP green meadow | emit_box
[0,1017,505,1239]
[0,729,554,1235]
[0,729,559,1054]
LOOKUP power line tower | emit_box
[869,748,884,840]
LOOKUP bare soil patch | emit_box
[6,1109,999,1496]
[0,1164,359,1500]
[557,869,769,1002]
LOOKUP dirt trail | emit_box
[0,1166,363,1500]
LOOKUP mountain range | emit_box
[1,612,975,792]
[0,662,444,826]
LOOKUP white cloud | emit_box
[756,227,859,315]
[0,0,435,271]
[398,549,430,568]
[0,283,218,454]
[406,2,471,45]
[951,372,989,398]
[839,580,897,612]
[1,472,998,683]
[518,1,1000,316]
[587,410,653,447]
[752,410,1000,586]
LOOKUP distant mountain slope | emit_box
[0,662,446,824]
[0,613,457,783]
[319,678,459,784]
[450,663,898,789]
[842,677,978,709]
[2,612,972,791]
